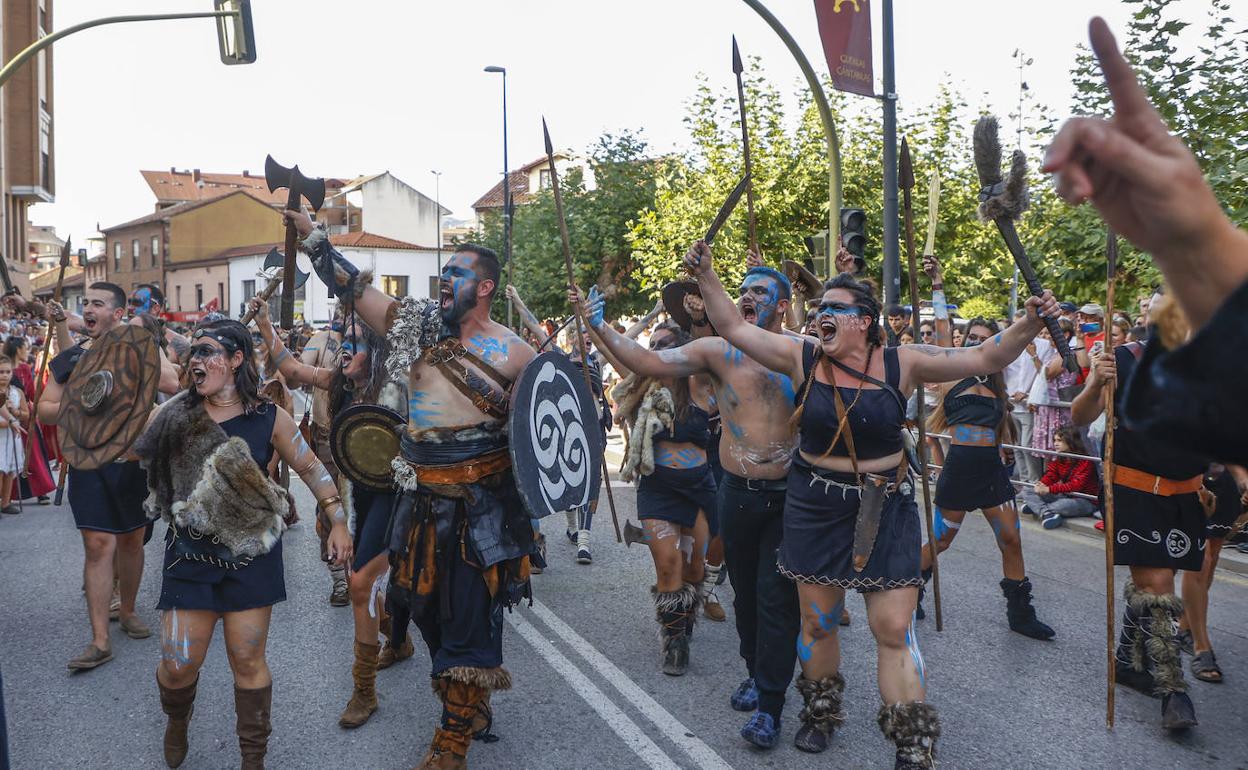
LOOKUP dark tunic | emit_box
[156,407,286,613]
[933,378,1015,512]
[1122,277,1248,465]
[49,343,148,534]
[636,405,719,533]
[1111,344,1206,571]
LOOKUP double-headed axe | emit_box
[265,155,326,330]
[972,116,1077,371]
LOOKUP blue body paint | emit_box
[905,621,927,687]
[408,392,441,427]
[722,344,744,367]
[720,383,741,408]
[993,333,1003,346]
[469,334,509,365]
[727,421,745,440]
[934,507,947,540]
[766,372,797,403]
[953,424,996,443]
[811,601,843,634]
[796,634,814,663]
[656,447,706,469]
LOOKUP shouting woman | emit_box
[685,239,1058,769]
[134,319,352,769]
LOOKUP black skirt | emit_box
[68,462,149,534]
[157,528,286,613]
[636,463,718,535]
[1204,471,1243,539]
[778,454,922,592]
[1111,485,1205,571]
[934,444,1016,512]
[352,487,396,571]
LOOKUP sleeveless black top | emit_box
[796,342,905,460]
[654,403,713,449]
[943,377,1004,428]
[221,406,277,468]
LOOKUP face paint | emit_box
[738,275,782,328]
[439,260,480,323]
[128,288,157,317]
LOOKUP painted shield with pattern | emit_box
[58,324,161,470]
[329,403,404,492]
[508,351,602,520]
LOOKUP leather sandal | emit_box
[67,644,113,671]
[1190,650,1223,683]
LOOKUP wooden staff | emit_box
[544,118,623,543]
[1103,229,1119,729]
[26,238,71,495]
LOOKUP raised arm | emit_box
[285,209,397,335]
[1071,350,1114,427]
[683,241,804,380]
[505,285,548,341]
[272,407,352,567]
[624,298,663,340]
[923,255,953,347]
[250,297,334,390]
[900,291,1060,389]
[578,286,715,378]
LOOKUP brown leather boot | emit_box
[418,676,493,769]
[339,641,380,728]
[158,675,197,768]
[378,635,415,670]
[234,683,272,770]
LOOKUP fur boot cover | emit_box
[612,377,674,482]
[651,582,699,615]
[134,392,287,559]
[385,296,444,382]
[878,701,940,768]
[795,672,847,733]
[1130,583,1187,696]
[1119,581,1150,673]
[437,666,512,692]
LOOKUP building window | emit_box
[382,275,408,297]
[176,286,182,310]
[243,280,255,301]
[151,237,159,266]
[539,168,552,190]
[39,118,50,191]
[131,239,140,269]
[428,276,439,299]
[195,284,203,309]
[113,242,121,272]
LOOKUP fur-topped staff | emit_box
[972,114,1077,371]
[134,393,288,561]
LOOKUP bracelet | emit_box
[52,315,66,323]
[318,495,342,510]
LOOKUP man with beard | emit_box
[285,208,535,769]
[37,283,179,671]
[578,265,802,750]
[127,285,190,364]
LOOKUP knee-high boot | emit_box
[793,672,846,753]
[1115,581,1155,695]
[1000,577,1056,640]
[339,641,380,728]
[158,675,197,768]
[653,583,697,676]
[234,683,272,770]
[420,667,511,770]
[878,701,941,770]
[1136,587,1197,730]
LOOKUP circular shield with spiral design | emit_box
[508,351,603,520]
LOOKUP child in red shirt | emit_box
[1020,425,1100,529]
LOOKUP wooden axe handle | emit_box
[241,270,285,326]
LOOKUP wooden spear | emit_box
[26,237,71,495]
[1103,229,1119,729]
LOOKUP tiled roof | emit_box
[210,232,431,263]
[100,190,268,233]
[141,168,351,207]
[470,153,566,211]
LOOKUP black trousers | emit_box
[719,471,800,720]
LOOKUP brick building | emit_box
[1,0,56,295]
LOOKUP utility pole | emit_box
[431,170,443,283]
[881,0,900,306]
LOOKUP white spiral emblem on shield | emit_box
[529,360,591,515]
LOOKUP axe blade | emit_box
[622,521,647,548]
[265,154,327,212]
[264,154,290,195]
[263,247,309,290]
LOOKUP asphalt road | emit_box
[3,475,1248,770]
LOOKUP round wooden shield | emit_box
[59,324,161,470]
[329,403,404,492]
[508,351,602,520]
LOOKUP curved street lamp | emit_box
[483,65,513,327]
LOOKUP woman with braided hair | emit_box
[686,239,1059,769]
[918,318,1055,640]
[249,297,407,731]
[610,320,717,677]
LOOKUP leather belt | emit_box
[1114,465,1203,497]
[723,470,787,493]
[400,449,511,486]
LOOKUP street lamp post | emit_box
[483,65,512,328]
[431,169,443,283]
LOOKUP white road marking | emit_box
[507,611,681,770]
[528,599,735,770]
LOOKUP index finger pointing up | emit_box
[1089,17,1161,133]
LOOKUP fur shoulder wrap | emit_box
[133,392,288,559]
[386,296,443,382]
[610,377,675,482]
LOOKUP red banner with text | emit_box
[814,0,874,97]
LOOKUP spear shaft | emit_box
[732,36,757,252]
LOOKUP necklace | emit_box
[207,394,241,407]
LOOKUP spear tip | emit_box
[732,35,743,74]
[899,137,915,190]
[542,117,553,158]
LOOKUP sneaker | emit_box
[740,711,779,749]
[1042,512,1064,529]
[1020,503,1035,518]
[565,528,578,546]
[730,678,759,711]
[576,529,592,565]
[120,614,153,640]
[37,495,50,505]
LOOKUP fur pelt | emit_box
[651,582,698,614]
[385,296,443,382]
[1126,582,1187,696]
[613,377,674,482]
[439,666,512,692]
[878,701,941,767]
[134,392,287,558]
[796,672,847,731]
[974,115,1030,222]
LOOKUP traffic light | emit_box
[214,0,256,65]
[840,207,867,259]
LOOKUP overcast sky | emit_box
[37,0,1232,246]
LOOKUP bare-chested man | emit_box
[285,208,535,769]
[580,264,802,749]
